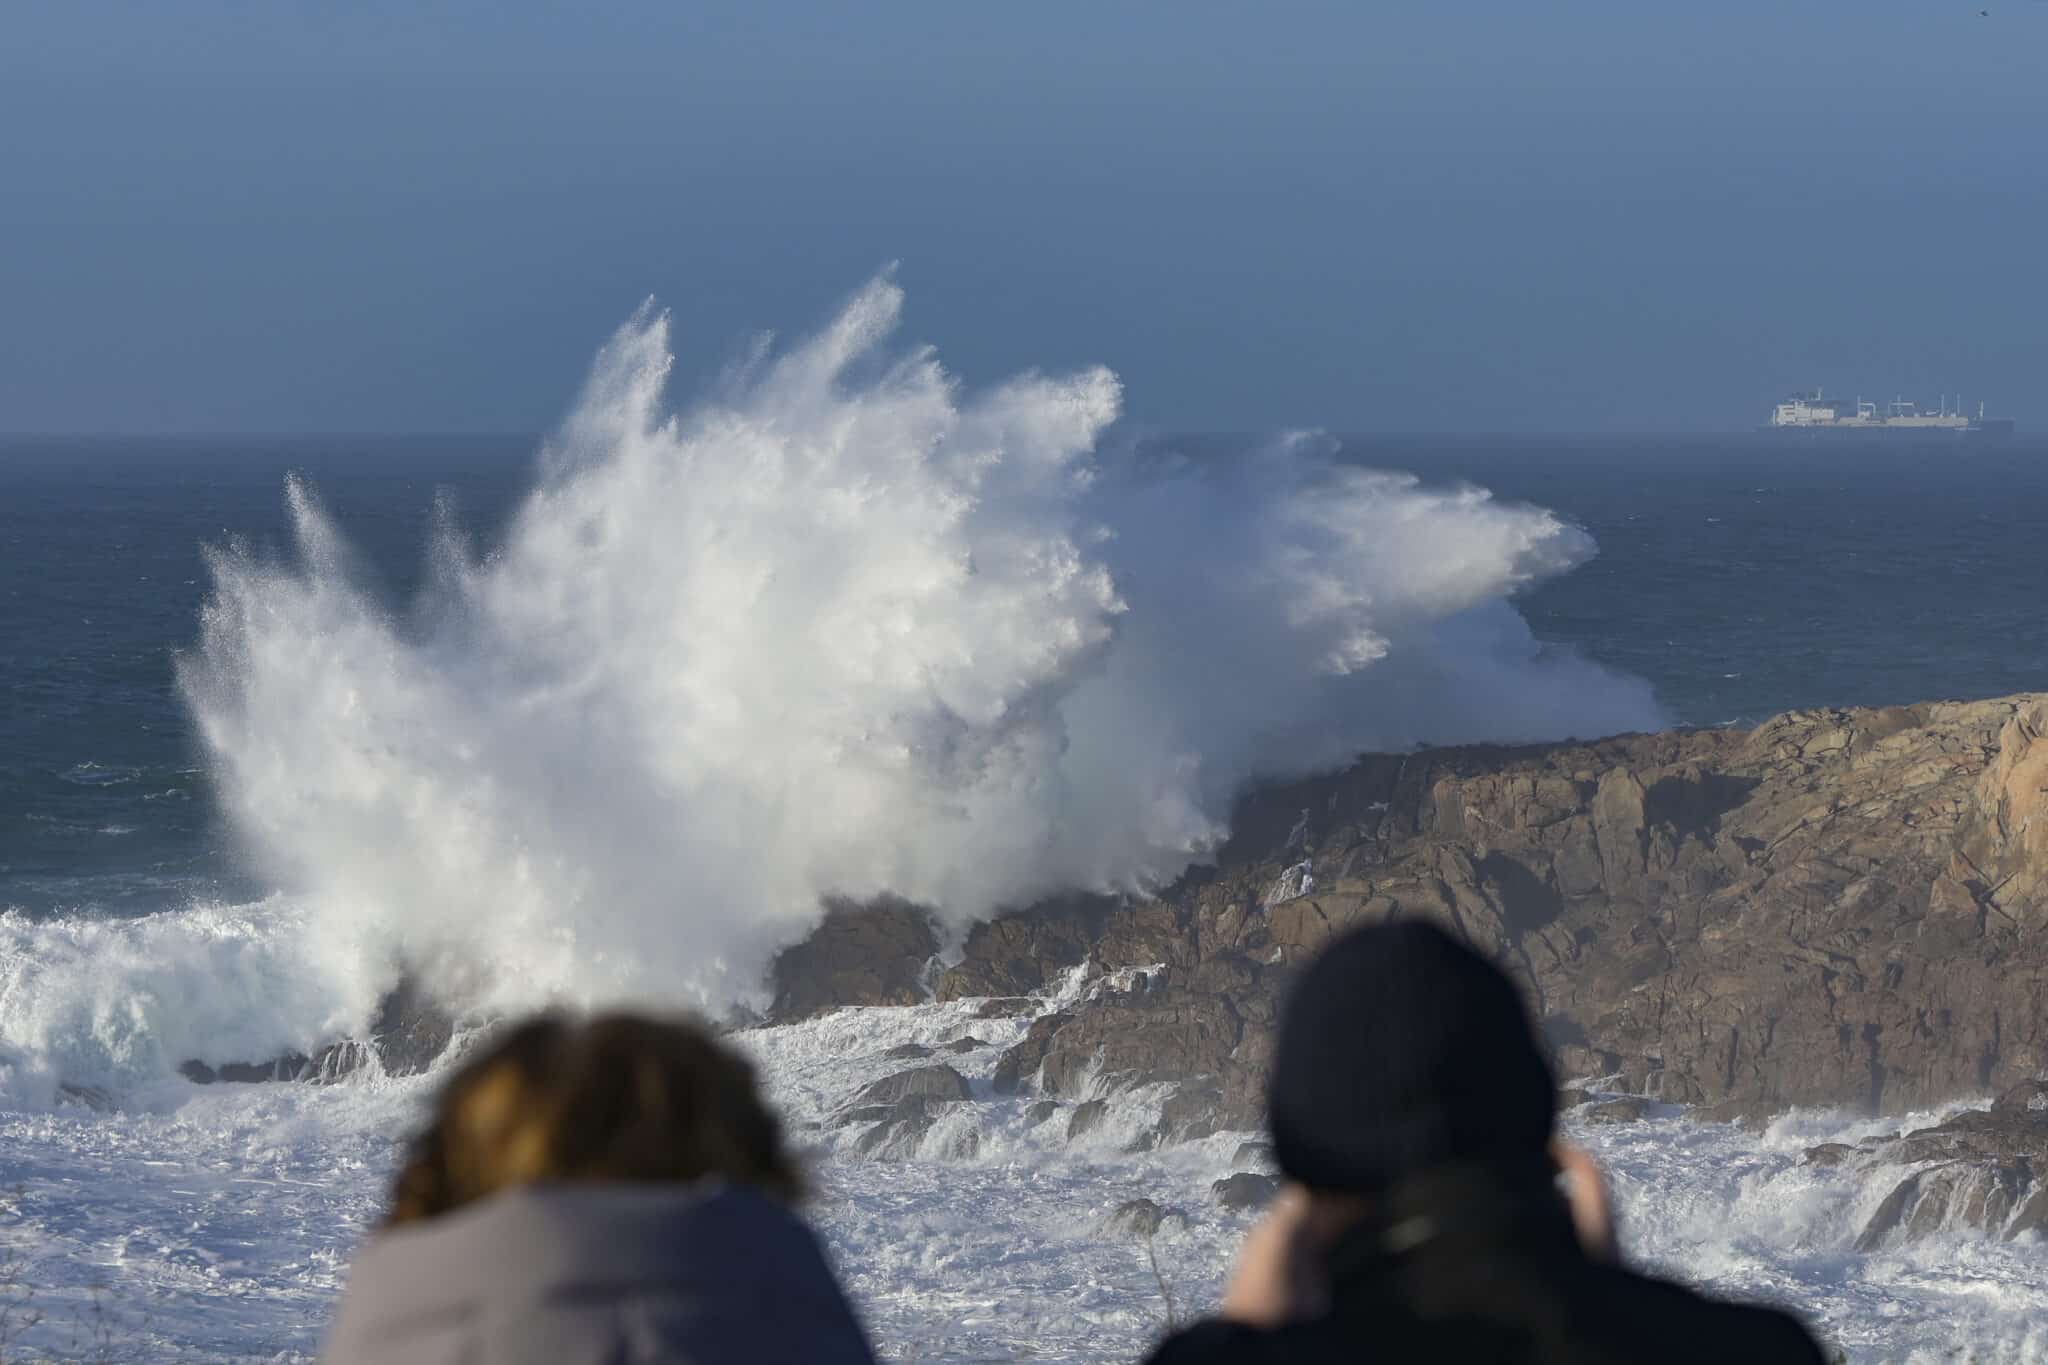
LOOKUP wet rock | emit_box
[851,1095,979,1161]
[934,896,1108,1000]
[1694,1097,1777,1132]
[364,977,458,1076]
[1856,1162,2032,1250]
[1031,996,1244,1101]
[1557,1087,1594,1110]
[768,898,939,1021]
[1023,1100,1058,1128]
[56,1082,114,1111]
[1554,1044,1622,1084]
[1802,1143,1858,1168]
[853,1064,972,1107]
[1840,1101,2048,1246]
[944,1037,984,1053]
[834,1103,902,1127]
[770,692,2048,1143]
[884,1043,934,1061]
[1579,1096,1655,1125]
[1156,1082,1227,1144]
[1212,1172,1281,1211]
[1067,1099,1109,1140]
[974,997,1041,1019]
[1104,1198,1188,1240]
[178,977,458,1086]
[992,1012,1073,1095]
[1232,1141,1278,1171]
[1993,1080,2048,1116]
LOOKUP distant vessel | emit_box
[1765,390,2014,437]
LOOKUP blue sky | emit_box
[4,1,2044,434]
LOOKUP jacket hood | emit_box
[321,1182,875,1365]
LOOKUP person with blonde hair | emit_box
[321,1012,874,1365]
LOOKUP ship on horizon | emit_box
[1765,389,2015,437]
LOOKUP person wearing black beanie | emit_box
[1142,920,1827,1365]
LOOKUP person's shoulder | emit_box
[1581,1262,1828,1363]
[1142,1318,1351,1365]
[1142,1320,1255,1365]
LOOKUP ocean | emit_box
[4,293,2048,1360]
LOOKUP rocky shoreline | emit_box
[172,693,2048,1240]
[777,694,2048,1127]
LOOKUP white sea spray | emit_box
[164,275,1659,1041]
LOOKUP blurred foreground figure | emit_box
[1146,922,1826,1365]
[322,1014,875,1365]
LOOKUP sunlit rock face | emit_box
[775,693,2048,1152]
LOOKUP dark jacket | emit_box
[1145,1175,1827,1365]
[320,1182,876,1365]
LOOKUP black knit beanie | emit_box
[1267,920,1557,1193]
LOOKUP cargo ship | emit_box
[1765,390,2015,437]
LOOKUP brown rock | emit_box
[992,1012,1073,1094]
[852,1064,972,1107]
[1067,1099,1109,1140]
[1212,1172,1281,1211]
[1104,1197,1187,1240]
[768,899,939,1020]
[1579,1096,1654,1125]
[769,692,2048,1146]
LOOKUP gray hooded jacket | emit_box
[320,1183,876,1365]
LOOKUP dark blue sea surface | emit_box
[4,433,2045,919]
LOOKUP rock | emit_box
[1838,1102,2048,1246]
[992,1012,1073,1095]
[178,976,458,1086]
[884,1043,934,1060]
[934,896,1108,1000]
[974,997,1041,1019]
[1993,1080,2048,1115]
[1579,1097,1654,1125]
[1155,1082,1227,1145]
[1104,1198,1187,1240]
[1555,1045,1621,1084]
[1025,995,1246,1103]
[852,1065,972,1107]
[1856,1162,2033,1250]
[1067,1099,1109,1140]
[56,1082,114,1111]
[850,1096,980,1161]
[1212,1172,1281,1211]
[1949,701,2048,925]
[1802,1143,1858,1168]
[944,1037,984,1053]
[1023,1100,1058,1128]
[1232,1141,1278,1171]
[1694,1097,1777,1132]
[768,692,2048,1144]
[363,976,458,1076]
[768,898,939,1021]
[180,1054,309,1085]
[1557,1087,1594,1110]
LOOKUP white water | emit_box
[160,274,1660,1053]
[2,987,2046,1361]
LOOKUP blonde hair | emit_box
[385,1013,804,1226]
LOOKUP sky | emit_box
[3,1,2045,435]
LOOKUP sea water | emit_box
[4,289,2048,1359]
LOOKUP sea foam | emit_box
[170,275,1662,1036]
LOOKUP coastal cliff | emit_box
[774,694,2048,1137]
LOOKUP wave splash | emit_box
[176,275,1663,1026]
